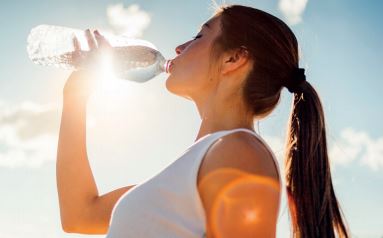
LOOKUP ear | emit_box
[220,47,250,75]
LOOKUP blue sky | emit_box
[0,0,382,237]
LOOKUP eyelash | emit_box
[192,35,202,40]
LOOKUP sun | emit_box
[90,49,151,109]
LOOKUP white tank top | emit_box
[106,128,281,238]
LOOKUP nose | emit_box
[175,41,189,55]
[175,44,183,55]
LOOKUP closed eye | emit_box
[192,34,202,40]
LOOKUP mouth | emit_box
[166,60,174,73]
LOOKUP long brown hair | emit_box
[211,5,350,237]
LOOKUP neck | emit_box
[194,90,255,142]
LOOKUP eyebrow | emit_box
[198,22,210,32]
[203,23,211,29]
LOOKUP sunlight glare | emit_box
[90,49,140,106]
[244,209,258,224]
[97,49,126,95]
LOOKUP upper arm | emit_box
[197,132,280,238]
[65,184,136,234]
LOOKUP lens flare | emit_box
[199,168,280,238]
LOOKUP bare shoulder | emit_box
[197,131,279,187]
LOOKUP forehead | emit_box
[198,15,221,31]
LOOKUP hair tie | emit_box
[285,68,306,93]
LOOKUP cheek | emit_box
[183,45,212,81]
[186,58,209,80]
[175,52,208,76]
[165,42,213,95]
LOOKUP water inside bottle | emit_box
[101,45,166,82]
[29,44,166,82]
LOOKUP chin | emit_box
[165,74,175,92]
[165,75,181,95]
[165,76,193,101]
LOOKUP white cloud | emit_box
[278,0,308,25]
[0,100,97,169]
[0,101,59,168]
[328,128,366,166]
[261,127,383,172]
[329,128,383,171]
[106,3,151,38]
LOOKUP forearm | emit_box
[56,98,99,230]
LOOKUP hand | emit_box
[63,29,112,103]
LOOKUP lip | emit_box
[167,60,174,73]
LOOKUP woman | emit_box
[57,4,350,238]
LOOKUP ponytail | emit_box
[284,82,349,237]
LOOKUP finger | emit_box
[85,29,97,50]
[72,36,81,52]
[72,36,83,66]
[94,30,112,48]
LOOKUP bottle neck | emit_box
[159,57,171,74]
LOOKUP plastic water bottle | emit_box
[26,24,172,83]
